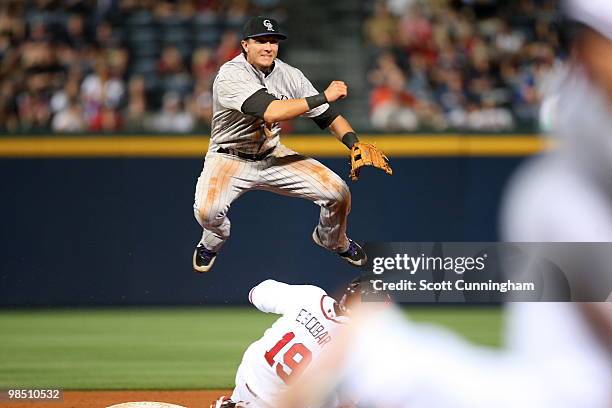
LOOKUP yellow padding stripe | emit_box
[0,135,552,158]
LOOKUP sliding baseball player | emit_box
[209,278,368,408]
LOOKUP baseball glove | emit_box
[349,142,393,181]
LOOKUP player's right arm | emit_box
[249,279,325,315]
[261,81,347,123]
[215,65,346,123]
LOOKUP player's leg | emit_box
[230,385,260,408]
[193,153,254,272]
[260,150,366,266]
[261,153,350,251]
[231,363,268,408]
[209,395,247,408]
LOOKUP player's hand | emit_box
[324,81,348,103]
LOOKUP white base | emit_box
[106,402,187,408]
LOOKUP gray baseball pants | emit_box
[193,144,351,253]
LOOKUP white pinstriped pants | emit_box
[193,144,351,253]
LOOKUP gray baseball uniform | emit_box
[193,53,351,253]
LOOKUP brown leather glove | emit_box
[349,142,393,181]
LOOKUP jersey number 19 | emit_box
[264,331,312,384]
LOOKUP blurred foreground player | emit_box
[502,0,612,241]
[210,278,370,408]
[500,4,612,402]
[280,301,610,408]
[281,289,611,407]
[279,3,611,407]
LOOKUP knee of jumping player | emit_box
[194,205,225,227]
[327,181,351,211]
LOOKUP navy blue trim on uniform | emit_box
[241,88,279,119]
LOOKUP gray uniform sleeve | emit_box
[216,68,266,112]
[296,69,331,118]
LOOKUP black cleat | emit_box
[193,244,217,273]
[210,396,245,408]
[312,229,367,267]
[338,239,367,267]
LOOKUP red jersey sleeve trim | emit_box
[248,287,255,304]
[320,295,345,324]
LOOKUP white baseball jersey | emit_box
[231,280,348,408]
[210,53,329,155]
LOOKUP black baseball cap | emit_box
[242,16,287,40]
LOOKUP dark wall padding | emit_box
[0,157,525,305]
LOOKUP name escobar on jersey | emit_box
[295,309,332,347]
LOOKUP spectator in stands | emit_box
[0,0,561,133]
[158,44,192,96]
[153,1,176,20]
[0,80,19,132]
[0,1,239,133]
[20,23,55,72]
[363,0,560,131]
[191,46,217,83]
[81,59,125,121]
[495,21,525,55]
[396,5,434,56]
[16,71,52,131]
[63,14,90,50]
[89,103,122,133]
[215,30,241,63]
[225,0,250,29]
[107,46,129,82]
[189,79,214,128]
[370,69,419,131]
[435,69,467,116]
[146,91,194,133]
[50,78,80,114]
[94,21,122,49]
[463,97,514,131]
[0,2,25,45]
[124,75,148,132]
[158,45,186,77]
[364,1,397,49]
[406,53,431,99]
[51,97,86,133]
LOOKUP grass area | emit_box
[0,307,503,390]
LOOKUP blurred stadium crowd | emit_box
[365,0,560,132]
[0,0,560,134]
[0,0,285,133]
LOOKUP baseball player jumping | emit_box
[209,278,371,408]
[192,16,392,273]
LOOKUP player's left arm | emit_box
[298,69,392,180]
[249,279,292,314]
[327,114,357,147]
[317,109,393,182]
[249,280,326,315]
[298,74,359,149]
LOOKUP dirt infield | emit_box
[3,390,231,408]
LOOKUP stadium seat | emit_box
[125,10,154,27]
